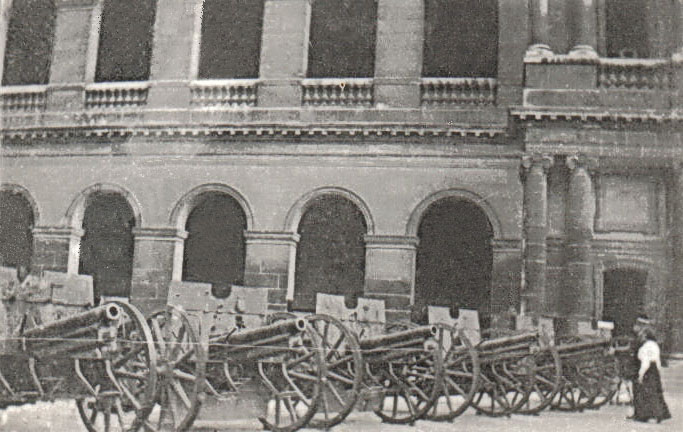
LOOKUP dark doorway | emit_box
[603,268,647,337]
[79,193,135,299]
[293,195,367,312]
[182,193,246,286]
[415,198,493,324]
[0,191,34,270]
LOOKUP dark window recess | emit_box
[423,0,498,78]
[0,191,34,270]
[294,195,367,312]
[198,0,264,79]
[79,193,135,299]
[95,0,157,82]
[414,198,493,325]
[182,193,246,287]
[307,0,377,78]
[603,269,647,337]
[605,0,649,58]
[2,0,56,85]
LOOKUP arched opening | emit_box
[293,195,367,312]
[422,0,498,78]
[182,193,247,287]
[0,191,34,271]
[605,0,649,58]
[307,0,377,78]
[95,0,157,82]
[414,198,493,326]
[198,0,265,79]
[79,193,136,300]
[2,0,56,85]
[603,268,647,337]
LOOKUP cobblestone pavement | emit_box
[2,361,682,432]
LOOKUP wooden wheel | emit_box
[77,301,158,432]
[550,362,597,412]
[425,324,480,421]
[145,306,206,432]
[304,314,363,429]
[372,323,444,425]
[470,355,534,417]
[586,355,620,409]
[518,345,562,415]
[257,321,324,432]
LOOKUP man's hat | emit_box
[635,312,652,326]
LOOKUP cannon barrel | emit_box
[556,338,610,357]
[21,303,121,341]
[215,318,306,347]
[359,325,437,351]
[476,332,537,352]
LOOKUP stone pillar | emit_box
[521,155,553,315]
[668,164,683,352]
[675,0,683,59]
[147,0,201,108]
[364,235,417,322]
[47,0,102,110]
[0,0,13,84]
[526,0,553,58]
[130,228,186,316]
[569,0,598,58]
[373,0,423,107]
[244,232,299,314]
[31,226,83,275]
[258,0,311,107]
[564,155,597,320]
[490,239,523,315]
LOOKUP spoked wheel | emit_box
[425,324,480,421]
[372,323,444,425]
[304,314,363,429]
[77,301,158,432]
[586,355,620,410]
[257,325,323,432]
[550,364,597,412]
[145,306,206,432]
[518,346,562,415]
[470,356,534,417]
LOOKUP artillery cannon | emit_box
[0,268,158,432]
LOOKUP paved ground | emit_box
[2,361,682,431]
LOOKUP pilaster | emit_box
[490,238,523,314]
[373,0,423,107]
[258,0,311,107]
[31,226,83,275]
[244,231,299,313]
[668,163,683,351]
[0,0,12,84]
[364,235,418,322]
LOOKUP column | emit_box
[129,228,187,316]
[47,0,102,110]
[521,155,553,315]
[564,156,597,321]
[244,231,299,314]
[258,0,311,107]
[31,226,83,275]
[490,239,523,315]
[147,0,202,108]
[526,0,553,58]
[364,235,418,322]
[0,0,12,84]
[675,0,683,59]
[569,0,598,58]
[668,164,683,352]
[373,0,423,107]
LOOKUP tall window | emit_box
[0,191,34,271]
[182,193,246,286]
[307,0,377,77]
[605,0,649,58]
[95,0,157,81]
[423,0,498,78]
[294,195,367,312]
[2,0,56,85]
[198,0,265,79]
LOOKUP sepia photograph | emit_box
[0,0,681,431]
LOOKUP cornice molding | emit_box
[511,107,681,124]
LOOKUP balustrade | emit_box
[420,78,497,106]
[190,79,258,107]
[598,58,672,90]
[1,85,47,112]
[302,78,374,107]
[85,82,149,109]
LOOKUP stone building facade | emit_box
[1,0,683,352]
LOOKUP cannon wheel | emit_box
[144,306,206,432]
[518,345,562,415]
[304,314,363,429]
[425,324,480,422]
[586,355,620,409]
[550,362,597,412]
[372,321,444,425]
[76,301,158,432]
[470,353,534,417]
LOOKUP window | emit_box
[605,0,649,58]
